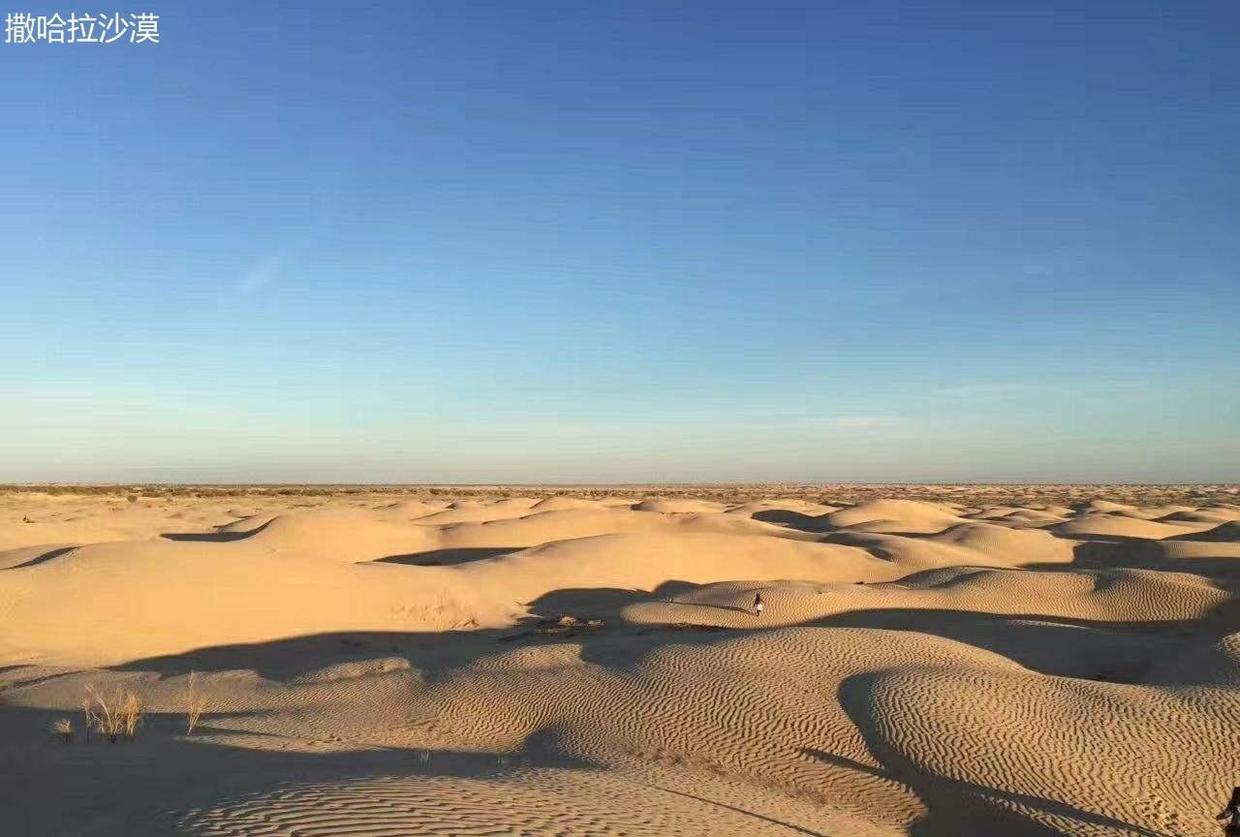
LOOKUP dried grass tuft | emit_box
[185,672,207,735]
[84,684,142,743]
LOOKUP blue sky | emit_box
[1,0,1236,483]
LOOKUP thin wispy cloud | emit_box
[930,380,1159,400]
[443,413,910,437]
[773,415,909,432]
[929,382,1040,399]
[819,415,906,430]
[236,249,289,295]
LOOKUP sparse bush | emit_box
[84,684,142,743]
[53,718,73,743]
[120,692,141,738]
[185,672,206,735]
[82,696,97,741]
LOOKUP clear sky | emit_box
[1,0,1236,483]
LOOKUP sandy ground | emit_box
[1,484,1238,836]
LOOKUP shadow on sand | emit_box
[374,547,518,566]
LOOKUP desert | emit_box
[6,0,1239,834]
[1,483,1237,836]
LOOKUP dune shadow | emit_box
[162,520,272,543]
[1018,540,1240,595]
[530,581,698,622]
[114,629,512,680]
[5,545,77,569]
[1017,539,1165,572]
[751,509,834,532]
[162,531,253,543]
[1168,521,1240,543]
[813,530,900,560]
[1045,530,1178,546]
[374,547,517,566]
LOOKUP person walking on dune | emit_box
[752,592,764,618]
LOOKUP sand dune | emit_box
[1051,512,1219,541]
[824,499,968,534]
[1,485,1237,835]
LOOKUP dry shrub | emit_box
[82,695,99,741]
[84,684,142,743]
[185,672,207,735]
[121,692,141,738]
[52,718,73,743]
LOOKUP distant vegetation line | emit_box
[1,483,1235,506]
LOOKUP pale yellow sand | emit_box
[0,484,1237,836]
